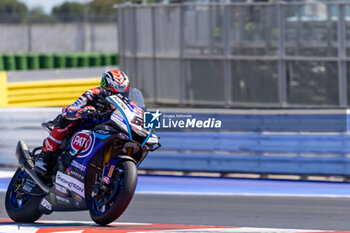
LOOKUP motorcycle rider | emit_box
[35,69,131,178]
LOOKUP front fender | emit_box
[116,155,137,165]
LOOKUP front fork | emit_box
[92,145,135,199]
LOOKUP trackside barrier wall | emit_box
[1,108,350,177]
[0,72,7,107]
[0,72,100,107]
[140,132,350,176]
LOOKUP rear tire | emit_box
[5,168,42,223]
[89,160,137,225]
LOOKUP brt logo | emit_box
[143,110,162,129]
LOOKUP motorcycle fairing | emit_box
[39,129,128,213]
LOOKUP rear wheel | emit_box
[89,160,137,225]
[5,168,42,223]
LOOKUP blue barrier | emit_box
[139,132,350,176]
[153,132,350,154]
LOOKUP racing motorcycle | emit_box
[5,89,160,225]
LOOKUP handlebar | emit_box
[93,110,111,121]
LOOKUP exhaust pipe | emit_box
[16,140,50,194]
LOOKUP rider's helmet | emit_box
[100,69,130,96]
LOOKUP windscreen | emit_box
[127,88,146,110]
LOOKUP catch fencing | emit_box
[117,2,350,108]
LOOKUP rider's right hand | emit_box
[76,106,96,119]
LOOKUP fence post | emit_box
[132,7,139,91]
[151,6,158,106]
[27,12,32,52]
[338,3,347,107]
[117,7,122,65]
[179,5,185,107]
[118,7,126,69]
[90,15,96,52]
[0,72,8,107]
[223,4,231,107]
[209,5,214,55]
[277,2,287,107]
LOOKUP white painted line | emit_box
[0,226,38,233]
[36,220,151,225]
[51,231,83,233]
[0,171,15,178]
[0,220,340,233]
[136,191,350,198]
[146,228,325,233]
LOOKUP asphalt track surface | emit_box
[2,171,350,232]
[1,192,350,231]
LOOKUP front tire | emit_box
[89,160,137,225]
[5,168,42,223]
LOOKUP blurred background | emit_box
[118,0,350,108]
[2,0,350,108]
[1,0,350,181]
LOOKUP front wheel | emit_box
[89,160,137,225]
[5,168,43,223]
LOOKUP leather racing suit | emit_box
[37,87,116,176]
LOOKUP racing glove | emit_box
[76,106,96,119]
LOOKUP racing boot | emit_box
[35,124,66,178]
[34,151,53,178]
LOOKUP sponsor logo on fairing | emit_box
[71,160,86,172]
[72,170,84,180]
[112,113,126,124]
[56,196,70,205]
[103,176,110,184]
[95,129,110,135]
[40,199,52,211]
[69,131,95,158]
[115,95,128,112]
[55,171,85,198]
[66,166,84,180]
[22,178,36,193]
[74,194,82,202]
[111,113,128,132]
[54,184,69,195]
[108,165,115,178]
